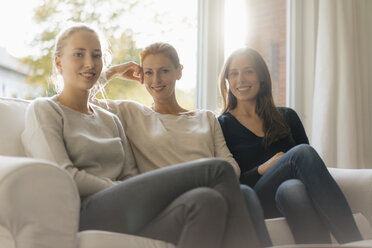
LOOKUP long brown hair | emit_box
[219,48,290,148]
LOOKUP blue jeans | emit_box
[276,179,331,244]
[253,144,362,244]
[80,158,262,248]
[241,184,272,247]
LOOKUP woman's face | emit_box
[227,54,260,103]
[142,53,182,102]
[55,30,103,92]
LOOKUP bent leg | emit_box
[80,158,262,248]
[254,144,362,243]
[275,179,331,244]
[139,187,227,248]
[240,184,272,247]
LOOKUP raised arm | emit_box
[102,62,142,85]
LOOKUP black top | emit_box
[218,107,309,187]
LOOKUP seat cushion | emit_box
[0,97,29,156]
[266,213,372,246]
[78,230,176,248]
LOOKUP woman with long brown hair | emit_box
[218,47,362,244]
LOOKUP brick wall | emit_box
[245,0,286,106]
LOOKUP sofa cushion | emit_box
[266,213,372,246]
[0,97,30,156]
[78,230,176,248]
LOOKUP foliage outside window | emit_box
[21,0,197,109]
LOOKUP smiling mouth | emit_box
[151,86,166,91]
[80,72,96,80]
[237,86,252,91]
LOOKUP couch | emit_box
[1,96,372,248]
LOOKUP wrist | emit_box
[257,165,264,175]
[105,67,117,81]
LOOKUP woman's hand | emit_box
[105,62,142,83]
[257,152,285,175]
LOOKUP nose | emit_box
[237,71,244,82]
[84,55,95,69]
[154,72,161,84]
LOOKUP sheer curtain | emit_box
[289,0,372,169]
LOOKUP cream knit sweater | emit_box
[96,99,240,177]
[22,96,139,197]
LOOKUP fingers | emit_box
[117,62,142,82]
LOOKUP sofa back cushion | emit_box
[0,97,30,156]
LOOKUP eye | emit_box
[73,52,83,57]
[228,71,238,78]
[144,71,152,76]
[93,54,102,59]
[244,69,254,75]
[162,69,169,73]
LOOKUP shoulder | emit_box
[277,107,301,122]
[113,99,151,114]
[92,98,148,113]
[197,109,216,118]
[217,112,233,125]
[25,96,64,127]
[193,109,218,123]
[277,107,306,132]
[27,96,62,115]
[29,96,57,108]
[277,106,297,116]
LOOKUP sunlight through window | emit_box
[224,0,248,59]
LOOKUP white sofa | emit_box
[1,96,372,248]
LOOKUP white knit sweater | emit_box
[22,96,139,197]
[96,99,240,177]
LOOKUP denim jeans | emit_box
[253,144,362,244]
[80,158,262,248]
[276,179,331,244]
[241,184,272,247]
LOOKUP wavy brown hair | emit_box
[219,48,291,148]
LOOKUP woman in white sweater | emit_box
[21,23,263,248]
[101,44,240,176]
[97,42,271,247]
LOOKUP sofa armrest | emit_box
[0,156,80,248]
[329,168,372,227]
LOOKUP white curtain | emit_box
[310,0,372,168]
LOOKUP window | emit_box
[244,0,287,107]
[1,0,287,109]
[0,0,198,109]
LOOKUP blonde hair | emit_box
[51,23,112,96]
[140,42,182,69]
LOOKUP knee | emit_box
[206,158,236,177]
[291,144,317,158]
[240,184,263,213]
[275,179,308,212]
[187,187,228,214]
[240,184,259,203]
[288,144,325,171]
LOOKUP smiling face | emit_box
[227,54,260,103]
[55,30,103,93]
[142,53,182,101]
